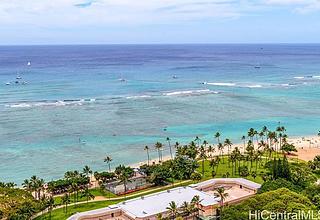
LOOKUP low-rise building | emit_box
[105,168,151,195]
[68,178,261,220]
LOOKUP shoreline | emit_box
[128,135,320,168]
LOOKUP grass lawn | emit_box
[35,181,192,220]
[197,156,269,184]
[53,188,116,205]
[38,155,293,220]
[35,199,123,220]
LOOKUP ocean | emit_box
[1,44,320,184]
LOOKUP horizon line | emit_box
[1,42,320,47]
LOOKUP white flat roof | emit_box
[191,178,261,190]
[119,186,218,218]
[67,206,121,220]
[68,178,260,220]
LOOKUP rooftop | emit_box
[68,178,261,220]
[118,186,218,218]
[191,178,261,190]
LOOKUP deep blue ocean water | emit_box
[1,44,320,184]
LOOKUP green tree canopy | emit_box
[222,188,317,220]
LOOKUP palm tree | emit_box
[155,142,163,162]
[246,141,255,171]
[71,181,79,205]
[207,145,215,159]
[259,131,265,142]
[217,143,225,163]
[166,201,178,219]
[214,132,221,144]
[61,193,70,214]
[156,213,164,220]
[241,135,246,153]
[229,152,236,175]
[47,196,55,220]
[29,175,44,200]
[104,155,112,172]
[174,142,180,149]
[180,201,192,216]
[82,165,92,202]
[214,187,229,208]
[199,145,207,175]
[166,137,173,159]
[22,179,32,193]
[191,195,202,218]
[83,165,92,180]
[115,165,134,193]
[224,138,232,156]
[194,136,201,148]
[81,188,95,203]
[144,146,150,166]
[209,156,220,174]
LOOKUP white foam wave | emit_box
[245,84,262,88]
[204,82,236,87]
[204,82,263,89]
[294,75,320,80]
[5,98,96,108]
[163,89,218,96]
[126,95,151,99]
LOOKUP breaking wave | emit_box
[5,98,96,108]
[163,89,219,96]
[294,75,320,79]
[126,95,152,99]
[203,82,263,88]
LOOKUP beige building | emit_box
[68,178,260,220]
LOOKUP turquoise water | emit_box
[1,44,320,184]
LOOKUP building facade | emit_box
[68,178,261,220]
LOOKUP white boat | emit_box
[5,82,10,85]
[27,61,31,66]
[172,75,178,79]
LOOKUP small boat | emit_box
[27,62,31,66]
[5,82,10,85]
[254,65,261,69]
[172,75,178,79]
[22,81,28,85]
[15,81,19,84]
[16,75,22,80]
[119,78,126,82]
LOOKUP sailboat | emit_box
[118,74,126,82]
[254,65,261,69]
[16,73,22,79]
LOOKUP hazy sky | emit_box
[0,0,320,45]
